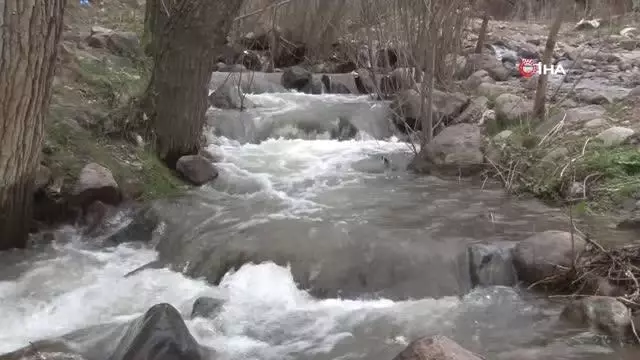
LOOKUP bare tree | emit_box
[532,1,569,121]
[0,0,66,250]
[142,0,245,168]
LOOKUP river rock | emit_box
[301,77,324,94]
[110,303,201,360]
[321,75,351,94]
[476,82,511,99]
[390,89,468,132]
[105,205,161,245]
[596,126,635,147]
[176,155,219,186]
[391,335,482,360]
[513,230,586,286]
[106,31,141,59]
[191,296,225,319]
[72,163,122,207]
[560,296,632,340]
[463,53,511,81]
[452,96,489,125]
[463,70,495,91]
[468,243,517,287]
[208,82,254,110]
[409,123,484,176]
[494,94,534,126]
[281,66,312,91]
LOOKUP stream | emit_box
[1,83,638,359]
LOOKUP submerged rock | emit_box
[391,335,482,360]
[561,296,632,341]
[281,66,312,91]
[512,230,585,286]
[468,242,517,287]
[191,297,224,319]
[110,303,201,360]
[176,155,219,186]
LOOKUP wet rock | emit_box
[619,39,639,51]
[208,82,254,110]
[391,335,482,360]
[83,200,113,235]
[596,126,635,147]
[468,243,517,287]
[494,94,533,126]
[176,155,218,186]
[72,163,122,208]
[561,296,632,340]
[106,205,161,245]
[191,297,224,319]
[409,123,484,176]
[463,53,511,81]
[321,75,351,94]
[281,66,312,91]
[476,82,510,98]
[513,230,585,286]
[199,147,224,163]
[452,96,489,125]
[0,340,86,360]
[301,77,324,94]
[110,303,201,360]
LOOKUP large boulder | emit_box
[110,303,201,360]
[390,89,468,132]
[596,126,635,147]
[72,163,121,208]
[462,53,511,81]
[176,155,218,186]
[392,336,482,360]
[513,230,586,285]
[281,66,312,91]
[409,123,484,176]
[494,94,534,127]
[560,296,633,340]
[452,96,489,125]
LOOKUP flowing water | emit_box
[1,89,638,359]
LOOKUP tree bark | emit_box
[0,0,65,250]
[143,0,244,168]
[532,1,568,121]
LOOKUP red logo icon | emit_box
[518,59,538,78]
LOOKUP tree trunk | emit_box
[143,0,244,168]
[532,1,568,121]
[0,0,66,250]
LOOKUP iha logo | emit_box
[518,58,566,78]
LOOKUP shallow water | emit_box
[1,92,639,359]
